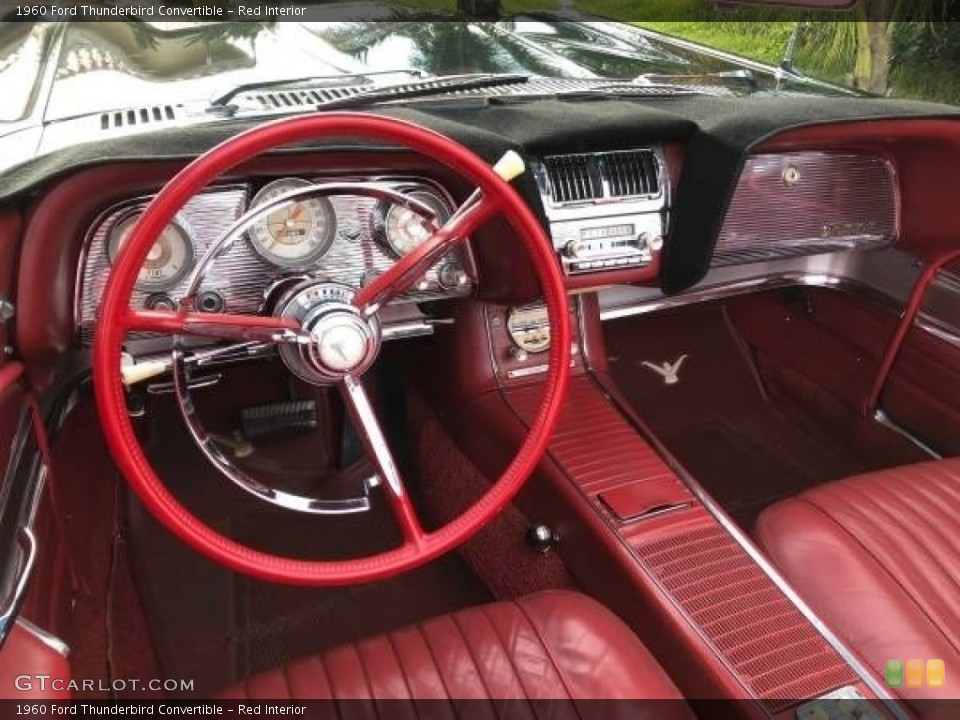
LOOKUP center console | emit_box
[420,294,906,720]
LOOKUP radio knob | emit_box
[638,233,665,252]
[564,240,589,259]
[438,263,468,289]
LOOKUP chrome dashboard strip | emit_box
[598,249,922,323]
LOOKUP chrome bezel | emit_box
[506,303,552,354]
[105,209,196,292]
[375,189,450,257]
[247,178,337,269]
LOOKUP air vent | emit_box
[541,149,661,205]
[100,104,179,130]
[542,154,603,204]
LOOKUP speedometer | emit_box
[379,191,451,257]
[248,178,336,268]
[107,213,194,291]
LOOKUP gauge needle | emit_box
[266,205,305,249]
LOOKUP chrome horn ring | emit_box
[167,181,435,515]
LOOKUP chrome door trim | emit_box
[15,617,70,658]
[0,408,48,647]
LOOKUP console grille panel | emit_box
[634,525,858,712]
[714,152,897,267]
[542,149,660,205]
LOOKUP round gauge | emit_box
[106,213,194,291]
[507,303,551,354]
[380,191,451,256]
[248,178,336,268]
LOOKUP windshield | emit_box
[3,11,959,127]
[3,16,806,125]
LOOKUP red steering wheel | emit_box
[93,113,571,586]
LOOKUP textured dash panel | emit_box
[634,525,857,712]
[714,152,897,267]
[77,177,475,343]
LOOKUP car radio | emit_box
[532,148,669,276]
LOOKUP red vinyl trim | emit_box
[865,248,960,416]
[92,112,571,586]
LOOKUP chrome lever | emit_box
[0,527,37,646]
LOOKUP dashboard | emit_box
[76,174,476,345]
[71,142,904,374]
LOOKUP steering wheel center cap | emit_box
[314,318,370,373]
[274,281,382,385]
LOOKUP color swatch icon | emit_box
[885,659,903,687]
[928,659,946,688]
[886,659,945,688]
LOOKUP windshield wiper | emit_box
[208,69,428,111]
[634,70,759,91]
[211,73,530,117]
[313,73,530,111]
[542,82,709,104]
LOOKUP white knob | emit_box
[510,347,529,362]
[493,150,526,182]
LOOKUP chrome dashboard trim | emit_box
[598,249,921,322]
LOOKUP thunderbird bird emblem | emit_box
[642,355,688,386]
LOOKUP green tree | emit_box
[825,0,943,95]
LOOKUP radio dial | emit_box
[564,240,589,259]
[638,233,665,252]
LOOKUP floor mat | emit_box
[604,302,914,526]
[128,374,491,697]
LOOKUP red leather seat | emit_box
[756,458,960,708]
[218,589,691,710]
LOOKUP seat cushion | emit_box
[756,458,960,706]
[218,589,690,709]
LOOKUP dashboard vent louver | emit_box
[100,104,179,130]
[542,154,603,204]
[542,149,661,205]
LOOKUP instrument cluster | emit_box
[77,176,475,343]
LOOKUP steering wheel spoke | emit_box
[340,375,426,545]
[353,194,500,315]
[123,308,306,344]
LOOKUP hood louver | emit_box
[100,104,180,130]
[542,149,661,205]
[245,86,366,109]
